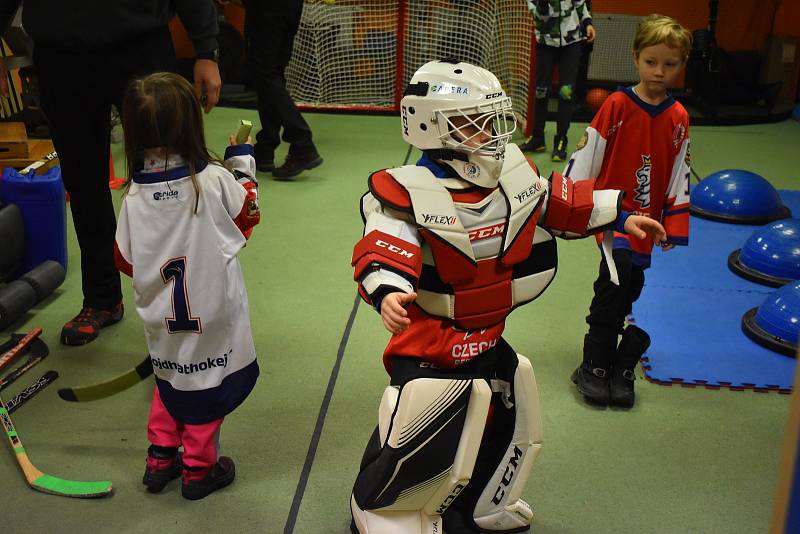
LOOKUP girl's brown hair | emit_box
[633,14,693,60]
[122,72,217,212]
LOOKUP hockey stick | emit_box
[0,393,112,497]
[58,354,153,402]
[0,337,49,393]
[0,328,42,373]
[7,371,58,414]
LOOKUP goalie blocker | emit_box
[350,339,543,534]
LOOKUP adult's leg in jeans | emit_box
[35,47,120,310]
[532,43,556,139]
[555,42,582,138]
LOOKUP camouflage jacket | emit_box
[527,0,592,47]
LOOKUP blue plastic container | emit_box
[0,165,67,276]
[690,169,790,224]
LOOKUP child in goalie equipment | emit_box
[564,14,692,407]
[350,59,666,533]
[115,72,260,500]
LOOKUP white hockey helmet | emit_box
[400,59,517,188]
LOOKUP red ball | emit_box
[585,88,610,113]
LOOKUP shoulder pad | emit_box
[368,169,412,212]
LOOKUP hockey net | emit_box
[285,0,535,130]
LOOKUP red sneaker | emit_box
[60,303,124,346]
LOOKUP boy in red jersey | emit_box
[565,14,692,407]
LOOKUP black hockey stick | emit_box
[6,371,58,414]
[58,355,153,402]
[0,351,49,393]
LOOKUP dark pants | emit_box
[244,0,314,160]
[532,41,582,139]
[584,248,646,368]
[34,27,176,309]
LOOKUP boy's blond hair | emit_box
[633,14,692,60]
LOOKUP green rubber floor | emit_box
[1,109,798,533]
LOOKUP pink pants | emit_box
[147,387,224,471]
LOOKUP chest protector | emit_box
[384,145,557,330]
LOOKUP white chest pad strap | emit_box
[497,144,547,257]
[387,165,475,263]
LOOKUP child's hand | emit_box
[624,215,667,244]
[381,292,417,335]
[229,134,253,146]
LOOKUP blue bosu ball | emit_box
[793,104,800,122]
[729,219,800,287]
[742,281,800,357]
[690,169,790,224]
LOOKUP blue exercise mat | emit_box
[632,190,800,392]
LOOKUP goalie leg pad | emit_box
[442,346,543,532]
[351,371,491,534]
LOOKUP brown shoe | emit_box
[143,446,182,493]
[60,302,124,346]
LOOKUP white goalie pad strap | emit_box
[601,230,620,286]
[587,189,622,232]
[497,144,546,255]
[473,354,543,531]
[352,378,491,534]
[361,270,415,299]
[388,166,475,263]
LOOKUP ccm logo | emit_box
[560,179,569,200]
[376,239,414,258]
[468,223,504,241]
[401,106,409,136]
[485,92,503,99]
[435,483,466,514]
[491,446,524,505]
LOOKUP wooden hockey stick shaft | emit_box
[0,328,42,374]
[0,392,112,497]
[6,371,58,414]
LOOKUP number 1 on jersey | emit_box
[161,257,202,333]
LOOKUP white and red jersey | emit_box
[115,145,260,423]
[564,86,690,267]
[352,143,624,372]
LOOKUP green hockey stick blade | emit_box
[29,473,113,498]
[57,355,153,402]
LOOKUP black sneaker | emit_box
[143,446,182,493]
[571,362,610,406]
[519,135,546,153]
[551,135,568,162]
[181,457,236,500]
[60,302,124,346]
[272,150,323,180]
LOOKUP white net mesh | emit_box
[285,0,534,124]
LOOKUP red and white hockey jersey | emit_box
[115,145,260,424]
[352,143,624,371]
[564,86,690,267]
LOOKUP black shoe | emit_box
[60,302,124,346]
[571,362,610,406]
[518,135,546,153]
[256,159,274,173]
[143,446,182,493]
[272,150,323,180]
[551,135,568,162]
[609,326,651,408]
[181,457,236,500]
